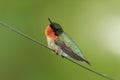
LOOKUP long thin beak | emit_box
[48,18,52,23]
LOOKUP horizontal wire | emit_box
[0,21,115,80]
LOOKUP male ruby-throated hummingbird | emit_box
[45,18,90,65]
[0,20,115,80]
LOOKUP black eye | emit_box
[56,28,60,31]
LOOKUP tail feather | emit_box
[84,60,91,66]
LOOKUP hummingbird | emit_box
[45,18,90,65]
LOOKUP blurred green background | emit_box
[0,0,120,80]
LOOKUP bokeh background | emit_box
[0,0,120,80]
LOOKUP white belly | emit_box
[46,36,67,56]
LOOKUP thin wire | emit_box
[0,21,115,80]
[63,56,115,80]
[0,22,52,51]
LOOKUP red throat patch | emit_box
[45,25,58,40]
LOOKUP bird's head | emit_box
[45,18,63,40]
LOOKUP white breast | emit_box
[46,36,67,57]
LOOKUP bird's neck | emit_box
[45,26,58,40]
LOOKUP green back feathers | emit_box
[57,32,86,60]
